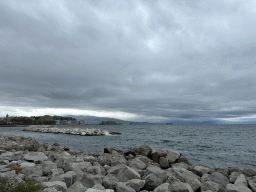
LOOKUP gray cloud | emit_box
[1,0,256,123]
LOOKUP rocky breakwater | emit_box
[23,125,121,136]
[1,134,256,192]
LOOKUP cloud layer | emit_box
[1,0,256,123]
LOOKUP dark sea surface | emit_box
[0,124,255,170]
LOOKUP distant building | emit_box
[100,121,117,125]
[39,115,54,121]
[60,120,68,125]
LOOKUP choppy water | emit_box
[0,124,255,169]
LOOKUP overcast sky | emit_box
[1,0,256,123]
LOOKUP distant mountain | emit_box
[63,115,130,124]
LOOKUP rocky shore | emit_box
[23,125,122,136]
[0,133,256,192]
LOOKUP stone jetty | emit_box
[23,125,122,136]
[1,134,256,192]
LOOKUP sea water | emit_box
[0,124,255,169]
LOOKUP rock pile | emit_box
[23,125,122,136]
[0,133,256,192]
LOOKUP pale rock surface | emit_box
[226,183,252,192]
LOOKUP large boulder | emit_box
[143,171,168,191]
[229,172,242,183]
[153,183,170,192]
[43,181,67,192]
[20,164,43,177]
[206,172,229,192]
[243,168,256,177]
[23,152,48,163]
[102,174,119,189]
[116,182,136,192]
[159,157,169,169]
[201,181,219,192]
[79,173,102,188]
[248,180,256,192]
[125,179,145,192]
[128,158,147,170]
[66,181,87,192]
[168,182,193,192]
[125,145,152,157]
[107,164,140,182]
[226,183,252,192]
[166,151,181,164]
[42,161,58,176]
[234,173,248,187]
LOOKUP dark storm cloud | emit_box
[1,0,256,123]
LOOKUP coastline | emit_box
[0,133,256,192]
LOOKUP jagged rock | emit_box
[88,165,106,176]
[19,161,36,168]
[107,164,140,182]
[60,171,77,188]
[166,151,181,164]
[66,181,87,192]
[234,173,247,186]
[128,158,147,170]
[248,180,256,192]
[229,172,242,183]
[168,182,193,192]
[102,174,119,189]
[125,144,152,157]
[193,165,211,176]
[79,173,102,188]
[144,171,168,190]
[44,187,58,192]
[153,183,170,192]
[92,183,105,190]
[98,153,114,166]
[151,150,167,163]
[206,172,229,192]
[23,152,48,163]
[226,183,252,192]
[172,167,200,182]
[187,178,202,191]
[176,156,193,166]
[104,147,123,154]
[86,189,114,192]
[136,155,153,166]
[116,182,136,192]
[20,164,43,177]
[125,179,146,192]
[167,176,180,184]
[215,167,229,177]
[159,157,169,169]
[228,167,244,175]
[166,168,186,183]
[42,161,58,176]
[172,162,192,170]
[201,181,219,192]
[43,181,67,192]
[244,168,256,177]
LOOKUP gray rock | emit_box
[215,167,229,177]
[226,183,252,192]
[44,187,58,192]
[153,183,170,192]
[144,172,168,191]
[20,162,36,168]
[206,172,229,192]
[168,182,193,192]
[166,168,186,183]
[172,162,192,170]
[98,153,114,166]
[176,156,193,166]
[167,176,180,184]
[201,181,219,192]
[86,189,114,192]
[107,164,140,182]
[194,165,211,176]
[66,181,87,192]
[166,150,181,164]
[20,164,43,177]
[244,168,256,177]
[229,172,242,183]
[172,167,200,182]
[228,167,244,175]
[125,144,152,157]
[234,173,247,187]
[125,179,146,192]
[248,180,256,192]
[79,173,102,188]
[87,165,106,176]
[141,165,166,178]
[102,174,119,189]
[151,150,167,163]
[136,155,153,166]
[128,158,147,170]
[116,182,136,192]
[187,178,202,191]
[23,152,48,163]
[92,183,105,190]
[61,171,77,188]
[159,157,169,169]
[42,161,58,176]
[43,181,67,192]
